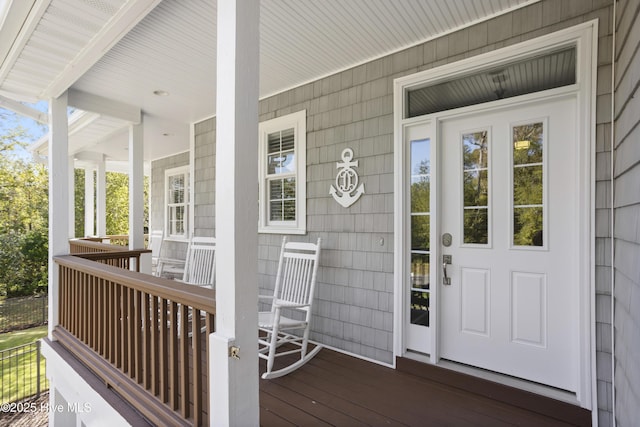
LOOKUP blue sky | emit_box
[0,100,48,159]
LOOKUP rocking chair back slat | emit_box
[182,237,216,288]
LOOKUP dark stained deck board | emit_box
[259,348,582,426]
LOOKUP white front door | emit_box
[439,96,578,392]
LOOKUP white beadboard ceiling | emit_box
[1,0,539,162]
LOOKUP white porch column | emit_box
[96,156,106,237]
[48,92,69,339]
[211,0,260,425]
[68,157,75,238]
[84,166,95,236]
[128,122,145,250]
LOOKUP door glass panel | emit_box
[462,131,489,244]
[410,138,430,327]
[512,122,544,246]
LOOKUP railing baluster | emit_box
[134,289,142,383]
[179,303,189,419]
[169,301,179,410]
[192,309,202,426]
[160,297,168,403]
[143,291,151,389]
[151,295,159,394]
[116,283,122,369]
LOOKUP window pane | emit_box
[269,178,296,222]
[463,131,488,170]
[514,207,543,246]
[267,151,295,174]
[283,177,296,198]
[411,253,430,290]
[269,179,282,200]
[267,128,296,174]
[411,215,430,251]
[463,170,489,207]
[513,122,544,247]
[462,130,489,244]
[267,132,281,154]
[169,206,185,236]
[514,165,543,205]
[281,128,295,151]
[513,122,543,165]
[282,200,296,221]
[269,200,282,221]
[169,175,185,203]
[463,208,488,244]
[411,291,429,326]
[410,138,430,214]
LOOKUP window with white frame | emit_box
[165,166,189,239]
[258,110,306,234]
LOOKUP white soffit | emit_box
[0,0,160,101]
[72,0,538,124]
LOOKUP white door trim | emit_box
[393,21,598,410]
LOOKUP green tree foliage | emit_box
[106,172,130,235]
[74,168,85,238]
[0,130,49,297]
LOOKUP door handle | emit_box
[443,255,452,285]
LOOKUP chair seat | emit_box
[258,311,308,329]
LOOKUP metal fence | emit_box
[0,294,48,333]
[0,341,48,404]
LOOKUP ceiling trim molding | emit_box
[0,94,47,123]
[46,0,162,99]
[68,88,140,124]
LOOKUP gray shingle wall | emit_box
[613,0,640,425]
[194,118,215,238]
[150,152,189,260]
[187,0,617,419]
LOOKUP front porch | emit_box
[42,244,590,426]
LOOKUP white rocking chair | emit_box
[259,237,322,379]
[178,237,216,288]
[149,230,164,274]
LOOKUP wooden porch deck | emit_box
[259,347,591,426]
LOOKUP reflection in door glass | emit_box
[410,138,430,327]
[462,131,489,244]
[513,122,544,246]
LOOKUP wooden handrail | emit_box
[70,239,125,253]
[55,255,214,425]
[73,234,150,249]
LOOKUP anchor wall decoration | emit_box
[330,148,365,208]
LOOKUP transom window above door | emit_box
[405,46,576,118]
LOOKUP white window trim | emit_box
[258,110,307,234]
[164,165,190,240]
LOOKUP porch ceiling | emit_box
[0,0,538,162]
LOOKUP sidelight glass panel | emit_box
[512,122,544,247]
[462,130,489,245]
[409,137,431,327]
[411,215,430,251]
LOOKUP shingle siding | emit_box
[613,0,640,424]
[183,0,621,419]
[194,118,215,238]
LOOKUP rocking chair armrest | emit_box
[272,301,310,310]
[157,257,185,266]
[258,295,274,301]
